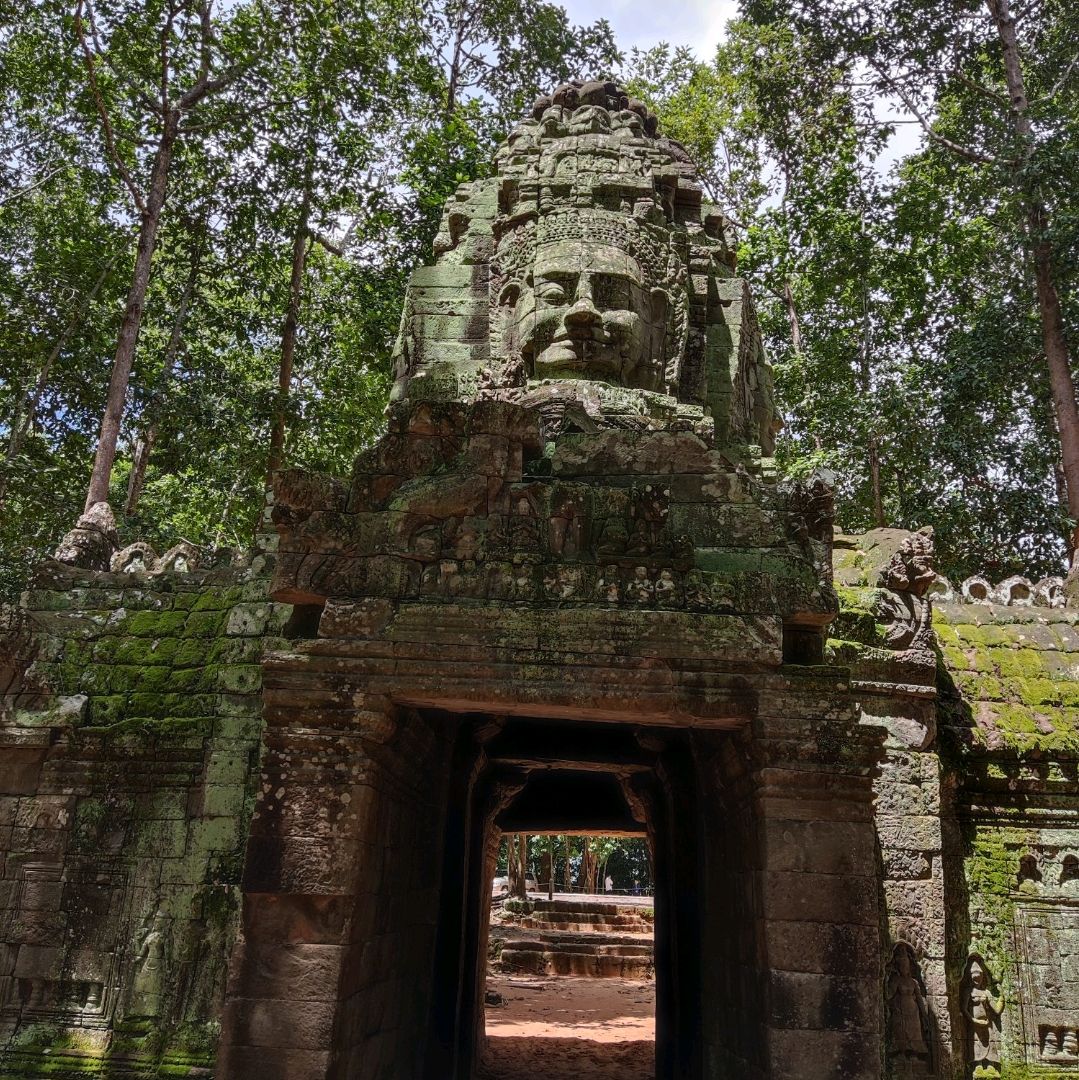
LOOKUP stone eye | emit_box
[537,280,567,304]
[593,275,631,308]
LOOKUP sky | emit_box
[563,0,738,62]
[563,0,925,170]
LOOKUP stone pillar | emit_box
[218,682,410,1080]
[862,688,952,1078]
[754,672,885,1080]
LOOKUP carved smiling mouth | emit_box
[536,330,622,377]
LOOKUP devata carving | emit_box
[389,78,779,452]
[128,911,169,1018]
[962,954,1002,1076]
[886,943,932,1072]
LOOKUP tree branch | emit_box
[75,0,146,212]
[1040,51,1079,103]
[870,61,1000,165]
[0,165,64,207]
[310,230,344,256]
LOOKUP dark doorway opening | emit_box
[422,714,708,1080]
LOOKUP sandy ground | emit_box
[477,973,655,1080]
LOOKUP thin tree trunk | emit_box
[85,111,180,509]
[0,254,117,510]
[858,269,886,527]
[988,0,1079,552]
[267,181,312,477]
[212,471,245,551]
[125,228,203,515]
[782,280,803,354]
[868,439,885,528]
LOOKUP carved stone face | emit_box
[514,238,665,391]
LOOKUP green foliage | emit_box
[0,0,618,600]
[625,0,1079,582]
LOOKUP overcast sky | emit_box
[563,0,739,62]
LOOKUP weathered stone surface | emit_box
[4,76,1074,1080]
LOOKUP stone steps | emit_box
[514,899,653,935]
[499,936,654,979]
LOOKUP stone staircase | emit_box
[496,898,654,979]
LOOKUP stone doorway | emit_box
[421,713,753,1080]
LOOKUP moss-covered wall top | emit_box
[935,602,1079,760]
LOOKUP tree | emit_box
[626,8,1079,580]
[743,0,1079,560]
[74,0,259,509]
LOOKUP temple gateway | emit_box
[2,79,1078,1080]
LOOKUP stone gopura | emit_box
[2,78,1079,1080]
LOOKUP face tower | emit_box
[390,78,779,457]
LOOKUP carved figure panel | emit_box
[886,942,932,1075]
[1014,901,1079,1068]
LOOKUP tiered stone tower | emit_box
[3,78,1079,1080]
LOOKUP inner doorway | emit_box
[481,829,656,1080]
[422,714,713,1080]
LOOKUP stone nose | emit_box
[563,296,601,330]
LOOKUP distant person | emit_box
[604,875,613,893]
[632,878,640,896]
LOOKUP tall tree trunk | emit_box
[85,110,179,510]
[0,254,117,511]
[858,271,886,527]
[782,280,803,354]
[988,0,1079,553]
[867,439,885,528]
[125,227,203,515]
[267,182,312,477]
[509,833,527,899]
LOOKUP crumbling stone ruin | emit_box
[2,78,1079,1079]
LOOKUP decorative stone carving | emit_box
[961,575,993,603]
[886,942,931,1070]
[994,575,1034,605]
[110,541,158,573]
[128,911,169,1018]
[1035,576,1066,607]
[387,80,775,450]
[53,501,118,571]
[962,954,1002,1076]
[927,576,953,602]
[875,530,935,656]
[157,540,200,573]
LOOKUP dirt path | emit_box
[478,973,655,1080]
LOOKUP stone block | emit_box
[761,871,877,925]
[222,994,336,1050]
[767,1026,879,1080]
[761,819,876,876]
[768,970,880,1032]
[765,920,881,978]
[0,748,46,795]
[213,1044,331,1080]
[240,893,351,945]
[13,944,62,979]
[225,941,344,999]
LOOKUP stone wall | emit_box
[936,596,1079,1078]
[0,551,287,1077]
